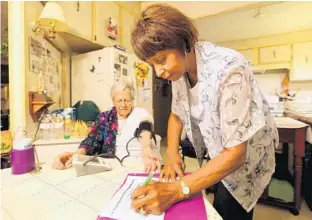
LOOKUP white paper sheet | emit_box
[99,175,164,220]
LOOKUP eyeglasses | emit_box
[116,99,132,105]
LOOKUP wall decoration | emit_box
[118,54,127,64]
[29,37,45,74]
[114,63,121,82]
[134,62,149,87]
[29,36,62,109]
[107,17,118,40]
[122,68,128,76]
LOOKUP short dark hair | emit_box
[131,4,198,61]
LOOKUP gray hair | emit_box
[110,80,136,100]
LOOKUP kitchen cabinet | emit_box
[58,1,93,41]
[121,9,135,53]
[291,41,312,81]
[94,2,121,46]
[259,44,291,64]
[239,48,258,65]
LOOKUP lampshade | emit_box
[38,2,68,32]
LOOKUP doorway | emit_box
[152,72,172,138]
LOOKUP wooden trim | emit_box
[216,29,312,47]
[92,1,96,43]
[258,43,292,50]
[119,4,123,47]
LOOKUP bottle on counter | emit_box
[51,113,57,140]
[64,115,73,140]
[54,114,64,139]
[39,114,52,140]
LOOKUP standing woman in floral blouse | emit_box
[130,4,278,220]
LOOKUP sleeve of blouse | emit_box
[78,113,104,155]
[171,82,179,115]
[219,62,266,148]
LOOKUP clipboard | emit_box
[97,173,208,220]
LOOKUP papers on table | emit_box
[99,175,164,220]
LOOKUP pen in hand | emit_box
[143,171,155,186]
[135,172,155,215]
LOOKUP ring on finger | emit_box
[139,206,147,215]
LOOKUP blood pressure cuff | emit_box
[134,120,156,144]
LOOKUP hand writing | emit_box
[131,181,182,215]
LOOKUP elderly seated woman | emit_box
[52,80,161,172]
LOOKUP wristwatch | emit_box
[180,181,191,198]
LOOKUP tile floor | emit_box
[159,139,312,220]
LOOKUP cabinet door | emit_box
[239,49,258,65]
[121,9,135,53]
[259,45,291,64]
[58,1,93,41]
[291,42,312,81]
[95,2,120,46]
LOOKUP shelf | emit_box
[58,31,104,54]
[28,91,55,121]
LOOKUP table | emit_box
[259,117,309,215]
[1,157,222,220]
[285,110,312,144]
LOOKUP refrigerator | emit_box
[71,47,153,118]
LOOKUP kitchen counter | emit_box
[33,137,86,146]
[285,110,312,124]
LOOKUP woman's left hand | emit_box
[131,181,182,215]
[142,147,161,173]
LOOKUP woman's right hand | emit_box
[159,152,185,182]
[52,152,74,170]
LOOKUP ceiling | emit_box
[141,1,277,19]
[195,1,312,43]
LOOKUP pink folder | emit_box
[97,173,208,220]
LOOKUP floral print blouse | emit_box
[171,42,278,211]
[79,107,118,156]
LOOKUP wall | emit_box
[10,1,141,135]
[23,2,71,135]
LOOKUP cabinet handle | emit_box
[77,1,80,11]
[305,56,308,64]
[273,50,276,58]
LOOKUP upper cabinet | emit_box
[58,2,93,41]
[291,41,312,81]
[239,48,258,65]
[259,45,291,64]
[94,2,120,46]
[121,9,135,53]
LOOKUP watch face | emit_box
[183,186,190,195]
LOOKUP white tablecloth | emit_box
[1,158,222,220]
